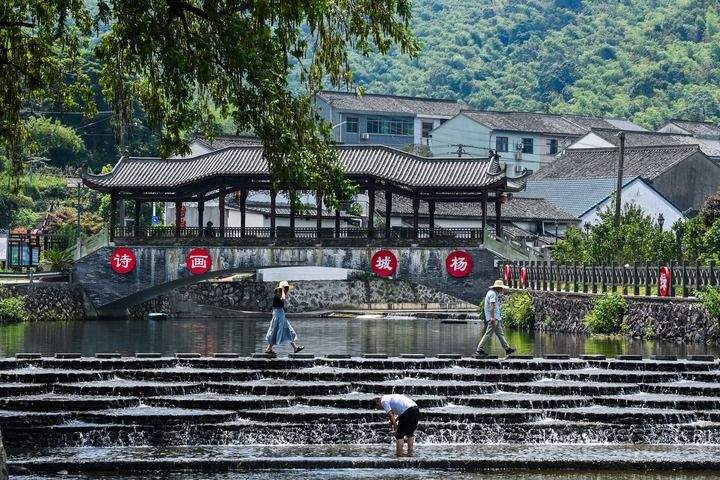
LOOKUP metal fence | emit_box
[501,260,720,297]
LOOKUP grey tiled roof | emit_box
[460,111,645,136]
[520,177,638,217]
[531,145,702,181]
[85,145,524,191]
[584,128,720,157]
[194,135,261,149]
[665,120,720,138]
[374,191,577,222]
[316,91,464,117]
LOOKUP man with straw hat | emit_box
[264,280,304,357]
[476,279,515,358]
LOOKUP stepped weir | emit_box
[2,354,720,477]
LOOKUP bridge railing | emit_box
[114,226,487,242]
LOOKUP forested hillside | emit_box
[348,0,720,128]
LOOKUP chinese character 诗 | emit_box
[450,256,468,272]
[375,255,393,270]
[114,253,132,269]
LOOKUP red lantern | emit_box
[658,266,671,297]
[186,248,212,275]
[445,250,473,278]
[519,266,528,286]
[371,249,397,277]
[110,247,136,274]
[503,264,512,283]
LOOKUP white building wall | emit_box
[567,132,615,149]
[580,179,683,231]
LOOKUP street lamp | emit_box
[657,213,665,231]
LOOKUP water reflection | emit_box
[0,315,717,358]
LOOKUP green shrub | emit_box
[503,292,535,329]
[0,296,28,323]
[584,293,627,335]
[697,287,720,321]
[40,249,74,272]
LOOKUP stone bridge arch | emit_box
[73,246,500,317]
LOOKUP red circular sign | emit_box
[445,250,473,278]
[658,266,671,297]
[503,264,512,283]
[186,248,212,275]
[371,249,397,277]
[519,266,528,286]
[110,247,136,274]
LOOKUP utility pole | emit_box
[613,131,625,227]
[450,144,468,158]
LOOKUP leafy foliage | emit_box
[40,249,73,272]
[552,204,676,264]
[503,292,535,329]
[0,289,28,323]
[583,293,628,335]
[697,287,720,321]
[348,0,720,130]
[24,117,88,168]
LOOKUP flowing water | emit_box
[1,314,720,478]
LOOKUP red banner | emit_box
[503,264,512,284]
[519,266,528,286]
[658,266,671,297]
[445,250,473,278]
[371,249,397,277]
[186,248,212,275]
[110,247,136,274]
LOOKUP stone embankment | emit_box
[0,284,87,324]
[529,291,720,343]
[1,354,719,475]
[133,278,474,318]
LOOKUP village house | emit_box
[313,90,465,148]
[657,119,720,162]
[530,144,720,216]
[429,111,645,176]
[521,177,684,232]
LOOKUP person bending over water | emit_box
[264,281,304,357]
[374,394,420,457]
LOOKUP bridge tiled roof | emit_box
[84,145,525,193]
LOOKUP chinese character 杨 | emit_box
[449,256,468,272]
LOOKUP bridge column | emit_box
[197,197,205,237]
[367,181,375,238]
[412,197,420,240]
[218,185,226,238]
[269,189,276,239]
[109,193,117,242]
[334,208,341,238]
[495,195,502,236]
[289,195,296,238]
[133,200,141,237]
[385,190,392,239]
[315,191,323,239]
[481,192,487,242]
[239,189,247,238]
[174,201,182,237]
[428,200,435,238]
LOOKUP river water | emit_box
[0,314,717,358]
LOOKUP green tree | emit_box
[24,117,87,168]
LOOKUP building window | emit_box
[496,136,509,152]
[345,117,358,133]
[521,138,534,154]
[366,116,413,136]
[422,122,434,138]
[548,139,558,154]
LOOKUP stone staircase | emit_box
[2,354,720,476]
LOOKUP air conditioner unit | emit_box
[514,164,524,173]
[514,144,523,161]
[360,133,370,140]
